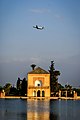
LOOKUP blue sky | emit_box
[0,0,80,87]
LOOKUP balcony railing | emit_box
[28,86,49,89]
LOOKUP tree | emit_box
[3,83,12,95]
[65,84,72,90]
[21,78,27,96]
[17,77,22,90]
[9,87,18,96]
[0,85,3,91]
[49,61,60,94]
[16,77,27,96]
[57,83,64,90]
[65,84,73,97]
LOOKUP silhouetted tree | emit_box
[0,86,3,91]
[57,83,64,90]
[17,77,22,90]
[65,84,72,90]
[3,83,12,95]
[21,78,27,96]
[9,87,18,96]
[16,77,27,96]
[49,61,60,94]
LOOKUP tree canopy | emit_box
[49,61,60,93]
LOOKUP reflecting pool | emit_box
[0,99,80,120]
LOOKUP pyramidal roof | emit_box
[28,67,49,74]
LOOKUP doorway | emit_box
[33,91,36,97]
[37,90,40,97]
[42,91,45,97]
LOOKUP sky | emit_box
[0,0,80,87]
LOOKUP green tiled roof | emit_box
[28,67,49,74]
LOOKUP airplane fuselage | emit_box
[33,25,44,30]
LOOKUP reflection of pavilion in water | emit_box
[27,100,58,120]
[27,100,50,120]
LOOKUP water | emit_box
[0,99,80,120]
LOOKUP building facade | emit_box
[27,67,50,97]
[0,90,5,98]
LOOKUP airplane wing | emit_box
[33,26,36,28]
[38,26,44,30]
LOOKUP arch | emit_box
[35,80,42,87]
[42,91,45,97]
[37,90,40,97]
[33,90,36,97]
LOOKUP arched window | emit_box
[42,91,45,97]
[35,80,42,87]
[37,90,40,97]
[33,90,36,97]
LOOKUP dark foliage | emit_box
[9,87,18,96]
[16,77,27,96]
[49,61,60,93]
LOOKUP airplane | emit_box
[33,25,44,30]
